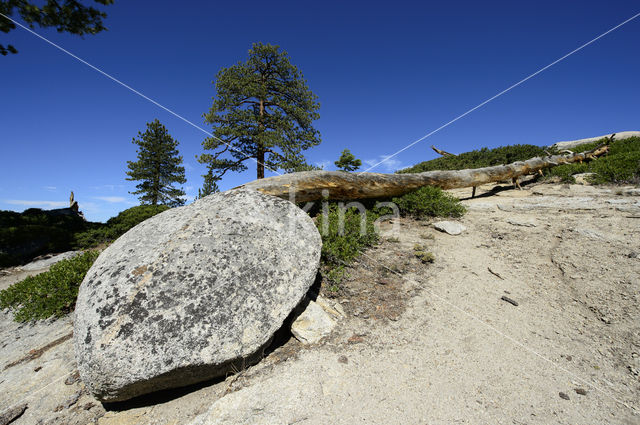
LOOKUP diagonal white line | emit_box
[359,249,637,412]
[361,11,640,173]
[0,12,282,177]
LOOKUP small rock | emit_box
[291,301,336,344]
[628,252,638,259]
[601,316,611,324]
[315,295,342,318]
[575,388,587,396]
[566,355,572,361]
[33,366,42,372]
[338,355,348,364]
[433,221,466,236]
[333,303,346,317]
[559,392,570,400]
[0,403,27,425]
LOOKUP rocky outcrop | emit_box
[74,189,322,402]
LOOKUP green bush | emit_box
[316,203,380,267]
[545,137,640,184]
[392,186,466,219]
[399,144,547,173]
[0,250,100,322]
[74,204,170,248]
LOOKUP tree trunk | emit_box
[256,99,265,179]
[237,144,609,202]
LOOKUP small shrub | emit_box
[392,186,466,219]
[0,250,100,322]
[413,244,435,263]
[316,203,380,267]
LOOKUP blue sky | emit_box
[1,0,639,222]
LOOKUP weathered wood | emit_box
[431,145,456,156]
[237,144,609,202]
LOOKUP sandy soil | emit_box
[1,182,639,424]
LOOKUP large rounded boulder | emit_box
[74,189,321,402]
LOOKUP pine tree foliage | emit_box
[0,0,114,55]
[334,149,362,172]
[126,119,186,207]
[197,167,220,199]
[198,42,321,180]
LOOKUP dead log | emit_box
[237,144,609,202]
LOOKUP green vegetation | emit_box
[0,204,169,268]
[399,137,640,185]
[544,137,640,184]
[316,203,380,267]
[0,208,89,267]
[74,204,169,248]
[399,144,547,174]
[335,149,362,172]
[126,119,187,207]
[197,167,221,199]
[0,250,100,322]
[413,244,435,263]
[199,42,321,179]
[0,0,113,56]
[0,205,169,321]
[315,186,466,286]
[392,186,466,219]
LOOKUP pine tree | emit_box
[334,149,362,172]
[126,119,186,207]
[197,168,220,199]
[198,42,321,180]
[1,0,114,55]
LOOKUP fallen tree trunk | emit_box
[237,144,609,202]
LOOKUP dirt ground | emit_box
[1,182,639,424]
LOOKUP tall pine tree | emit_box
[126,119,186,207]
[198,42,321,180]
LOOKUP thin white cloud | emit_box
[5,200,67,208]
[184,162,194,172]
[44,186,57,191]
[185,186,194,193]
[315,160,330,170]
[93,196,126,203]
[364,155,402,173]
[90,184,124,191]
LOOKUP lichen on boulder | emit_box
[74,189,321,402]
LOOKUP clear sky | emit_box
[1,0,639,222]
